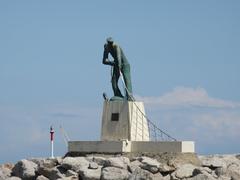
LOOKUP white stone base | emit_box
[68,141,195,153]
[101,101,150,141]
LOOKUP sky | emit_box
[0,1,240,163]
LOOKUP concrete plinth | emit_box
[68,100,195,154]
[68,141,195,153]
[101,101,150,141]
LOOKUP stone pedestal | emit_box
[68,141,195,153]
[68,100,195,153]
[101,101,150,141]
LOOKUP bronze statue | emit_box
[102,37,133,101]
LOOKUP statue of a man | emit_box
[102,37,133,101]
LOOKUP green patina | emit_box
[102,37,133,101]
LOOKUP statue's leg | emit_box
[122,64,133,100]
[112,68,123,97]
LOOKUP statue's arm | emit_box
[102,45,114,66]
[116,45,122,70]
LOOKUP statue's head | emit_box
[106,37,114,45]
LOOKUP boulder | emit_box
[199,155,227,169]
[129,167,163,180]
[5,177,22,180]
[129,167,151,180]
[129,160,142,173]
[144,152,201,168]
[55,157,63,165]
[66,169,78,177]
[61,157,89,172]
[29,158,45,167]
[0,164,12,179]
[138,156,160,174]
[215,167,227,177]
[79,168,101,180]
[173,164,196,179]
[226,163,240,180]
[37,166,65,179]
[192,166,212,176]
[187,173,216,180]
[101,167,129,180]
[158,163,175,173]
[36,175,49,180]
[43,159,58,169]
[12,159,38,180]
[162,175,171,180]
[218,176,231,180]
[88,162,98,169]
[104,157,130,169]
[62,176,78,179]
[87,156,106,166]
[1,163,14,170]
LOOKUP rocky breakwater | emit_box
[1,153,240,180]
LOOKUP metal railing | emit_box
[130,101,177,141]
[120,70,177,142]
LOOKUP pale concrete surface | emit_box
[181,141,195,153]
[68,141,131,153]
[131,141,195,153]
[68,141,195,153]
[101,101,149,141]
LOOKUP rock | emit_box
[101,167,129,180]
[62,176,78,179]
[56,177,78,180]
[162,175,171,180]
[215,167,227,177]
[79,168,101,180]
[41,159,58,169]
[138,156,160,174]
[0,164,12,179]
[151,173,164,180]
[37,166,65,179]
[66,169,78,177]
[146,152,201,168]
[87,156,106,166]
[29,158,45,167]
[5,177,22,180]
[1,163,14,170]
[61,157,89,172]
[129,167,163,180]
[55,157,63,165]
[218,176,231,180]
[192,166,212,176]
[173,164,196,179]
[104,157,130,169]
[12,159,38,180]
[36,175,49,180]
[93,156,106,166]
[236,154,240,161]
[223,155,240,166]
[199,155,227,169]
[129,160,142,173]
[158,163,175,173]
[188,173,216,180]
[88,162,98,169]
[226,163,240,180]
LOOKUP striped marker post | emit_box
[50,126,54,158]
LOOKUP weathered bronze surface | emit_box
[102,37,133,101]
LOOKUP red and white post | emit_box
[50,126,54,158]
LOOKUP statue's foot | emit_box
[110,96,124,101]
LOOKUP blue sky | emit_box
[0,1,240,163]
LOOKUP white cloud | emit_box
[192,111,240,138]
[136,87,240,108]
[135,87,240,154]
